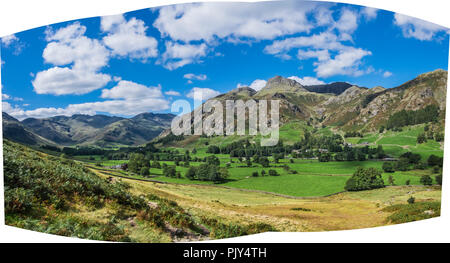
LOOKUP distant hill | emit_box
[3,112,175,147]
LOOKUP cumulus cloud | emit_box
[33,67,111,95]
[6,80,170,120]
[288,76,325,86]
[43,24,109,71]
[101,80,163,99]
[383,71,393,78]
[362,7,378,21]
[33,23,112,95]
[186,87,220,101]
[314,47,372,77]
[237,79,267,91]
[101,14,158,60]
[153,2,315,43]
[266,31,372,78]
[394,13,448,41]
[1,34,18,47]
[183,73,207,81]
[161,41,208,70]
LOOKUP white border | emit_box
[0,0,449,243]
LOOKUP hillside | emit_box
[3,139,277,241]
[3,112,175,147]
[158,69,447,148]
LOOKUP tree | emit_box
[318,153,331,162]
[388,175,395,186]
[246,159,252,167]
[428,155,443,167]
[259,157,270,168]
[417,133,427,144]
[185,166,197,180]
[128,153,148,174]
[344,167,385,191]
[382,162,395,173]
[379,126,385,133]
[395,158,410,171]
[420,175,433,186]
[163,166,176,178]
[206,155,220,166]
[140,167,150,177]
[435,174,442,186]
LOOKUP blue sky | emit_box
[1,1,449,120]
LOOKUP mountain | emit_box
[2,112,55,146]
[157,69,447,147]
[304,82,353,95]
[3,112,175,147]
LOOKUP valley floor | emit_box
[91,167,442,233]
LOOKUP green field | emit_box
[92,158,436,197]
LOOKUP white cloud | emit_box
[288,76,325,86]
[266,31,372,78]
[165,90,181,96]
[6,80,170,120]
[336,8,358,35]
[237,79,267,91]
[314,47,372,78]
[383,71,393,78]
[101,14,158,60]
[394,13,447,41]
[1,93,23,101]
[43,23,109,71]
[186,87,220,101]
[32,67,111,95]
[101,80,163,99]
[264,32,344,55]
[153,2,315,43]
[1,34,18,47]
[362,7,378,21]
[34,23,112,95]
[183,73,207,81]
[297,49,330,61]
[162,41,208,70]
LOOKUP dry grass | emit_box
[92,167,441,233]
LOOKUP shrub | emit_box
[405,180,411,186]
[268,170,279,176]
[407,196,415,204]
[420,175,433,186]
[435,174,442,186]
[382,162,395,173]
[252,171,259,177]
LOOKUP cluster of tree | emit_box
[128,153,150,176]
[206,139,288,158]
[344,131,364,138]
[318,145,385,162]
[344,167,385,191]
[386,105,439,130]
[185,164,229,182]
[382,152,443,173]
[417,130,444,144]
